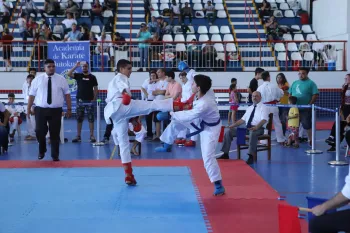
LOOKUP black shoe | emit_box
[325,137,335,145]
[38,153,45,160]
[38,149,47,160]
[217,153,229,159]
[246,154,254,164]
[327,146,336,152]
[52,157,60,162]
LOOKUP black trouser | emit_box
[309,209,350,233]
[279,107,289,136]
[146,101,154,137]
[329,121,347,143]
[104,121,113,139]
[35,107,62,159]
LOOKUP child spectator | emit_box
[285,96,300,148]
[6,93,25,142]
[229,83,238,124]
[228,78,237,125]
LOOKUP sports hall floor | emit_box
[0,118,348,233]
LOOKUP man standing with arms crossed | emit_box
[27,59,72,161]
[67,61,98,143]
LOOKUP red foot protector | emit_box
[123,162,137,185]
[278,204,302,233]
[9,117,22,124]
[122,93,131,105]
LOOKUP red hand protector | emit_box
[122,93,131,105]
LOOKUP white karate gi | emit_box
[104,73,173,163]
[257,81,285,143]
[22,81,36,137]
[177,69,199,141]
[6,103,25,133]
[160,88,222,183]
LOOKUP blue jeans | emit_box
[139,47,149,68]
[0,125,9,151]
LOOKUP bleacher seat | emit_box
[217,10,227,18]
[199,34,209,42]
[287,43,298,52]
[211,34,222,42]
[174,34,185,42]
[220,26,230,34]
[223,34,234,41]
[302,25,313,33]
[209,26,219,34]
[275,43,286,52]
[198,26,208,34]
[284,10,295,17]
[306,34,317,41]
[279,3,289,10]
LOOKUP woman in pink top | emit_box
[165,70,182,100]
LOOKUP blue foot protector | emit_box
[155,143,172,152]
[157,112,170,121]
[214,180,225,196]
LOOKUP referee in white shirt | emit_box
[27,59,72,161]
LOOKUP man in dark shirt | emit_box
[67,61,98,143]
[248,67,264,103]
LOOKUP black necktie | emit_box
[246,105,256,128]
[47,76,52,105]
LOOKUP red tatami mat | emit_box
[0,159,308,233]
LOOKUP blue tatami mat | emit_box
[0,167,208,233]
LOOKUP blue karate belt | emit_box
[186,118,221,138]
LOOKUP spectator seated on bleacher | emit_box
[53,20,65,39]
[95,31,113,61]
[113,32,127,51]
[2,28,13,72]
[181,2,193,25]
[62,13,77,33]
[17,13,31,44]
[258,0,271,19]
[203,1,216,25]
[161,21,173,35]
[64,0,80,18]
[5,93,25,142]
[148,16,158,34]
[170,0,181,25]
[43,0,61,17]
[79,26,90,41]
[22,0,42,20]
[91,0,104,24]
[0,0,12,24]
[63,23,81,41]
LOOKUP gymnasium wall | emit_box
[312,0,350,69]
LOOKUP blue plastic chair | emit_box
[236,127,247,146]
[306,196,337,232]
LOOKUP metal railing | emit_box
[0,40,346,72]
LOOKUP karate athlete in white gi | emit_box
[154,74,225,196]
[175,61,198,146]
[257,71,285,143]
[104,59,174,186]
